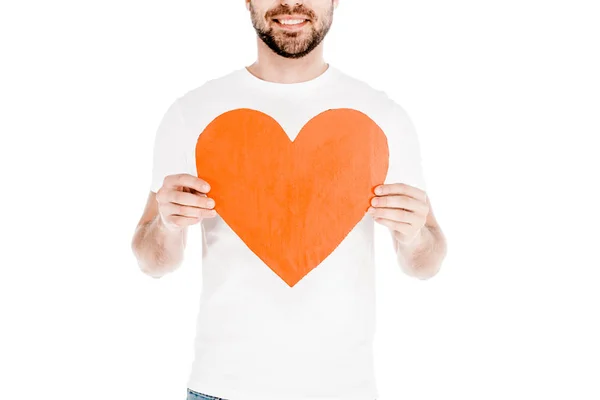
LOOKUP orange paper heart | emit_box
[195,108,389,287]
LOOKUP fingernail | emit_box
[367,207,375,213]
[203,185,210,192]
[207,199,215,208]
[375,186,383,195]
[371,198,379,206]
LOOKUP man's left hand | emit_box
[367,183,429,245]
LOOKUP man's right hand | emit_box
[156,173,216,231]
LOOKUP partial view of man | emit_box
[131,1,447,399]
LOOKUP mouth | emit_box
[272,16,311,30]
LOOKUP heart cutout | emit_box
[195,108,389,287]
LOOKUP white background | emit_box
[1,0,599,399]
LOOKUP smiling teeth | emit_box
[279,19,305,25]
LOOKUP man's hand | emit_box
[156,173,216,232]
[368,183,429,245]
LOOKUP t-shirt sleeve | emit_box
[382,101,427,192]
[149,98,191,193]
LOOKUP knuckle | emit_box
[172,173,185,185]
[156,188,167,203]
[164,174,176,186]
[173,191,184,204]
[175,204,186,215]
[172,216,185,226]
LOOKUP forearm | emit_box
[394,225,446,280]
[131,216,186,278]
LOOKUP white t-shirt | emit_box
[149,65,426,400]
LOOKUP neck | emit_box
[247,39,328,84]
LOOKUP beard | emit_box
[249,2,333,59]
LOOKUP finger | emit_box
[371,195,427,214]
[164,202,217,219]
[164,174,211,193]
[163,190,215,209]
[187,187,207,197]
[375,183,426,202]
[168,215,202,228]
[373,217,411,233]
[368,207,420,225]
[167,212,217,228]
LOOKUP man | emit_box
[131,0,447,399]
